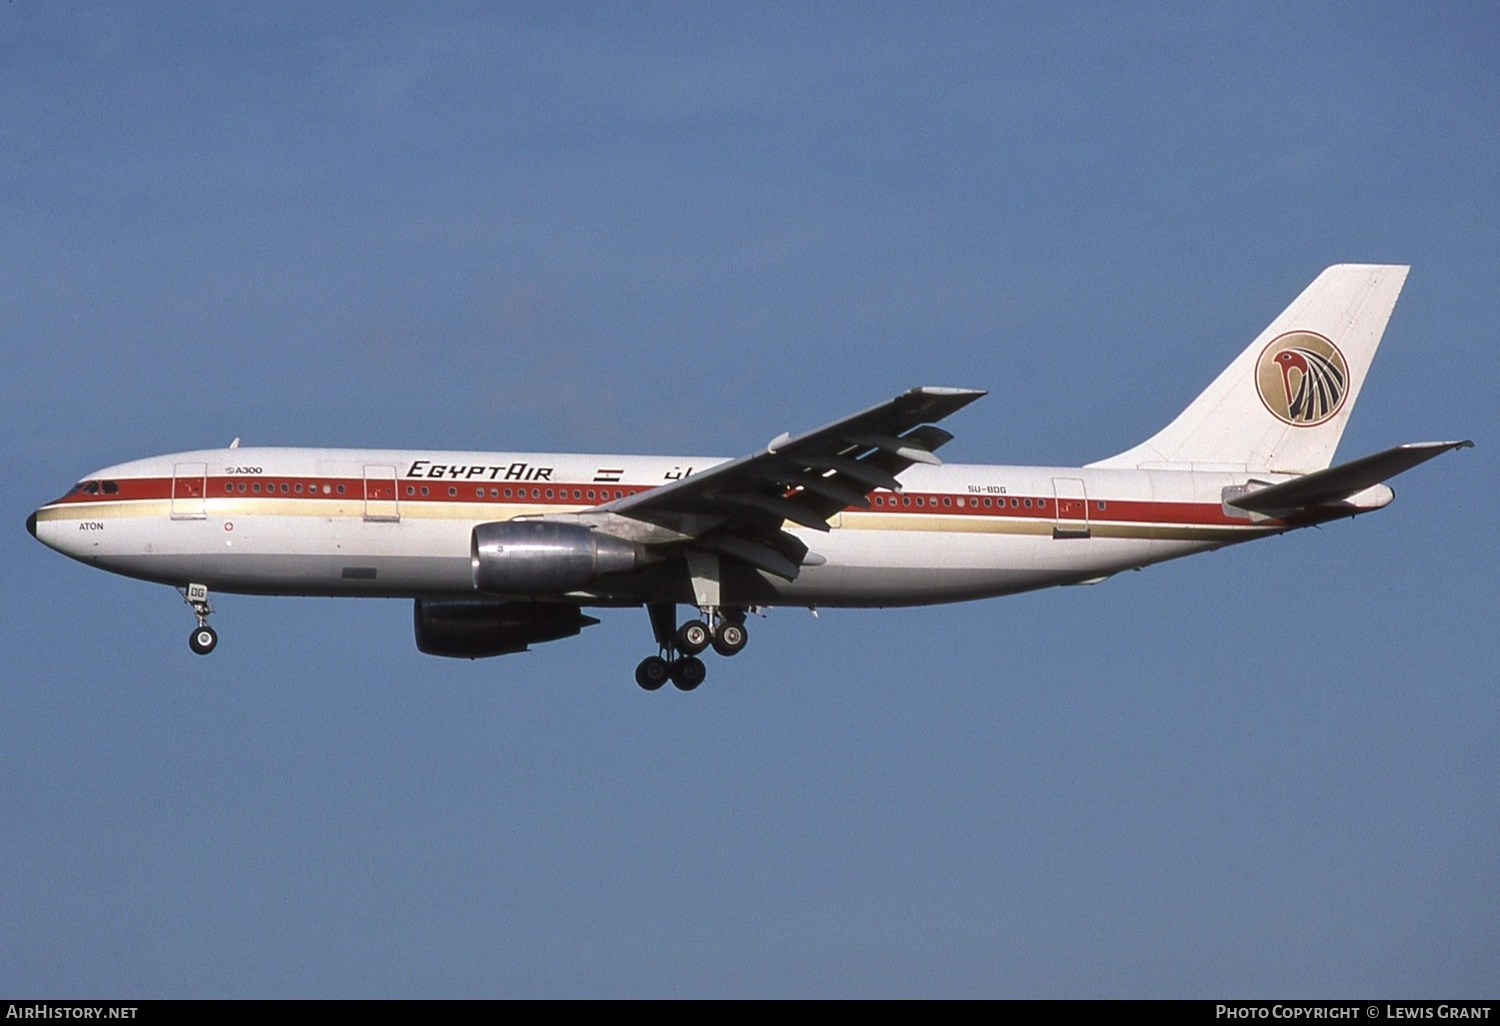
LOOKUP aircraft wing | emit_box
[593,386,986,579]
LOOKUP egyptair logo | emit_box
[1255,331,1349,427]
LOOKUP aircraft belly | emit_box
[744,527,1162,607]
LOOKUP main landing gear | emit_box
[179,583,218,655]
[635,602,748,692]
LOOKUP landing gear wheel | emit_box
[711,622,747,657]
[670,656,707,691]
[675,620,710,656]
[635,656,670,691]
[189,625,218,656]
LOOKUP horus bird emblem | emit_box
[1273,347,1346,423]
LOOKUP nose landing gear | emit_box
[634,603,749,691]
[179,583,218,655]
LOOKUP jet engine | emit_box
[471,521,638,595]
[413,598,599,658]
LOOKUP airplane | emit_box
[28,264,1470,691]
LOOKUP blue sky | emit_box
[3,3,1496,997]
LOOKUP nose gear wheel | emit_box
[189,625,218,655]
[178,583,219,656]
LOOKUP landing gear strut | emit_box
[634,603,750,691]
[179,583,218,655]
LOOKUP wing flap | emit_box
[696,535,803,581]
[714,491,834,532]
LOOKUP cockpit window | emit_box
[83,481,100,495]
[101,481,119,494]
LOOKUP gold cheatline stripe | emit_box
[839,512,1269,541]
[41,500,1269,543]
[37,498,593,522]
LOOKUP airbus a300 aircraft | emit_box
[30,265,1469,690]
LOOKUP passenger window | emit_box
[420,486,429,496]
[336,485,345,494]
[280,483,289,493]
[448,486,457,497]
[943,497,952,507]
[225,483,234,493]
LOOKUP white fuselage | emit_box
[31,445,1376,609]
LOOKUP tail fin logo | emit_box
[1255,331,1349,427]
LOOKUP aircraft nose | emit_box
[27,511,37,538]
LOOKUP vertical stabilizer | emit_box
[1089,264,1409,473]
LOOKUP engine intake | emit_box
[472,520,638,595]
[413,598,599,658]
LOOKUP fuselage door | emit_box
[1052,477,1090,538]
[171,462,208,520]
[363,465,400,522]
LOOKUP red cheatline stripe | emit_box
[47,474,1282,528]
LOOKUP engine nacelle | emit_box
[471,520,638,595]
[413,598,599,658]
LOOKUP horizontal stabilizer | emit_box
[1229,440,1472,514]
